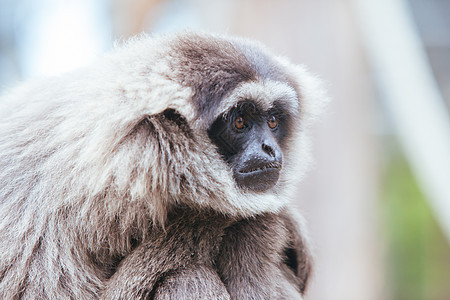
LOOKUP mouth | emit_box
[239,162,282,174]
[235,162,281,192]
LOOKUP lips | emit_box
[239,162,282,174]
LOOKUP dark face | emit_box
[208,101,289,192]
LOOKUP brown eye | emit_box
[268,115,278,129]
[235,116,245,129]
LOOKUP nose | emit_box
[262,142,275,157]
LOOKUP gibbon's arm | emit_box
[279,209,314,294]
[215,208,312,300]
[100,209,230,300]
[102,208,312,300]
[101,245,230,300]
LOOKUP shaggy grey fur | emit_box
[0,32,326,299]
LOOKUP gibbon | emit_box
[0,32,326,299]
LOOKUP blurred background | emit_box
[0,0,449,299]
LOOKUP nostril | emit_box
[262,143,275,157]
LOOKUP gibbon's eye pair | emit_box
[234,115,278,130]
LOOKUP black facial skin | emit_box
[208,101,289,192]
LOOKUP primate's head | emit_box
[130,32,328,217]
[112,31,328,220]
